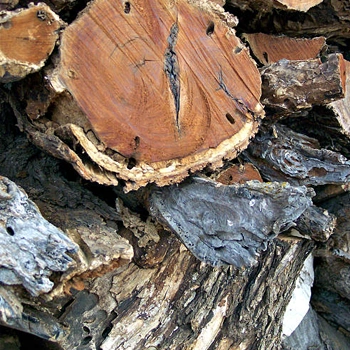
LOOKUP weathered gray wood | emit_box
[0,286,66,342]
[0,176,78,296]
[260,54,345,118]
[150,177,313,267]
[295,206,336,242]
[245,124,350,186]
[87,235,313,350]
[282,307,350,349]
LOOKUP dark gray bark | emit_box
[244,124,350,186]
[150,177,313,267]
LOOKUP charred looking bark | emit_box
[164,22,180,129]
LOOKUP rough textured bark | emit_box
[245,124,350,186]
[150,177,313,267]
[0,175,78,296]
[0,102,321,349]
[295,205,336,242]
[65,234,313,350]
[261,53,345,116]
[1,0,350,348]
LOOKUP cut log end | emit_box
[40,0,264,190]
[0,4,63,82]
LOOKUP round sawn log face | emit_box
[53,0,263,190]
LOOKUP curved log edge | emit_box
[22,0,264,191]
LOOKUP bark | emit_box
[261,53,345,117]
[1,0,350,348]
[150,177,313,267]
[0,176,78,296]
[60,235,314,350]
[244,124,350,187]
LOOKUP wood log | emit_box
[13,0,264,191]
[244,124,350,186]
[0,106,319,349]
[242,33,326,65]
[261,53,346,117]
[0,175,78,296]
[150,176,313,267]
[2,0,350,348]
[64,235,313,350]
[0,4,63,82]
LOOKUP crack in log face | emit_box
[216,67,254,121]
[164,22,181,130]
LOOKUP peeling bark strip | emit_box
[0,176,78,296]
[150,177,313,267]
[164,22,181,128]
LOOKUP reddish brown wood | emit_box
[243,33,325,65]
[216,163,262,184]
[0,4,62,82]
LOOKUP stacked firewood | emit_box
[0,0,350,349]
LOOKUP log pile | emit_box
[1,0,350,349]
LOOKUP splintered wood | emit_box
[51,0,264,190]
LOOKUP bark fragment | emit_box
[261,53,345,117]
[245,124,350,186]
[150,177,313,267]
[295,205,336,242]
[0,176,78,296]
